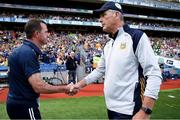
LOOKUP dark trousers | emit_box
[68,70,76,84]
[107,109,133,120]
[6,101,41,119]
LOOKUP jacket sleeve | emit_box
[135,33,162,100]
[84,53,105,84]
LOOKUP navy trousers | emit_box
[107,109,133,120]
[6,99,41,119]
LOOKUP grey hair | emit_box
[109,9,124,21]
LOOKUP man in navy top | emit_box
[6,19,78,119]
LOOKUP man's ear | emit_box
[34,31,39,38]
[115,12,120,18]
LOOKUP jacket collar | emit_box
[109,24,128,40]
[23,40,42,55]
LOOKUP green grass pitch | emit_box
[0,89,180,119]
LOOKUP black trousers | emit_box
[6,100,41,119]
[68,70,76,84]
[107,109,133,120]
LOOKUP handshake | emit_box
[65,82,81,96]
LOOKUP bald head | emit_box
[70,51,75,58]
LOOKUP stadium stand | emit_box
[0,0,180,86]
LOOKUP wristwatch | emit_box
[141,106,152,115]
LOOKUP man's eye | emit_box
[100,13,105,17]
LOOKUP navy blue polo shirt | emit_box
[7,40,42,106]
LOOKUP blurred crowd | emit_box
[0,30,108,66]
[126,20,180,29]
[151,37,180,59]
[1,12,180,29]
[0,12,99,22]
[0,30,180,67]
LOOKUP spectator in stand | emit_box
[56,51,65,65]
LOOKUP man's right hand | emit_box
[65,82,79,96]
[65,79,87,96]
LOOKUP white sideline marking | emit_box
[168,95,176,98]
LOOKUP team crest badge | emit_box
[115,3,122,10]
[120,42,126,49]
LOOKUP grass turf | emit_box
[0,89,180,119]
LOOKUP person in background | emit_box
[66,51,78,84]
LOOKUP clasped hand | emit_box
[65,82,80,96]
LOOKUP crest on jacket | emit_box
[120,42,126,49]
